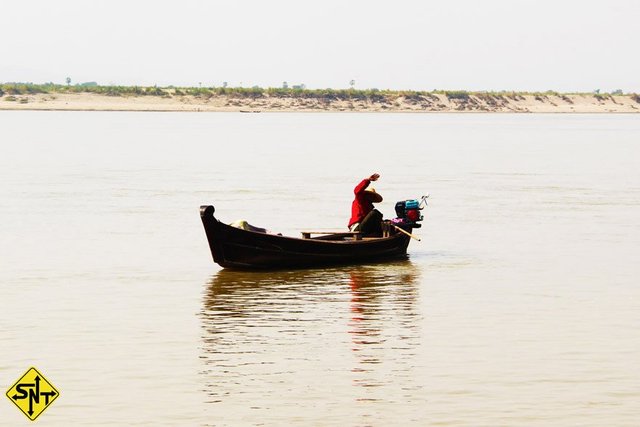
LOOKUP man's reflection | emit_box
[347,262,420,390]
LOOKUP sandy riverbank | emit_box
[1,92,638,113]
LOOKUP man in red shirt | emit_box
[348,173,384,234]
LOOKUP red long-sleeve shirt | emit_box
[348,179,374,227]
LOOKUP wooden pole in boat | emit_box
[391,224,421,241]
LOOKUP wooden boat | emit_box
[200,205,420,270]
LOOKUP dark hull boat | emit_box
[200,205,420,270]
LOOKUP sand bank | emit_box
[1,92,638,113]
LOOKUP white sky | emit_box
[1,0,639,92]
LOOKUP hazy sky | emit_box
[2,0,639,92]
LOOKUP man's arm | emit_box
[353,173,380,194]
[354,179,370,195]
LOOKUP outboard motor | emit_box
[394,195,428,227]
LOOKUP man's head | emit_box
[365,188,383,203]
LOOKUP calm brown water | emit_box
[1,112,639,426]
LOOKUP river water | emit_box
[1,112,639,426]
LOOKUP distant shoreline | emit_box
[1,85,638,113]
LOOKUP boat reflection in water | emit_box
[199,260,422,422]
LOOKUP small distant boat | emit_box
[239,110,262,113]
[200,203,424,270]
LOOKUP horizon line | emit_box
[0,82,636,96]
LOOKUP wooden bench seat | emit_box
[301,230,362,240]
